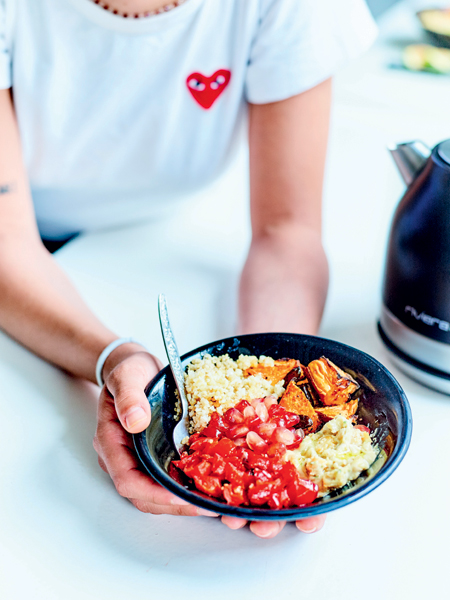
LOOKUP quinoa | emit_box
[184,354,286,433]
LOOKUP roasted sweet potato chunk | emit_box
[296,378,320,407]
[279,380,320,434]
[315,399,359,423]
[307,357,359,406]
[244,358,300,385]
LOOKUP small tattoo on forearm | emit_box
[0,183,17,194]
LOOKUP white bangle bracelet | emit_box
[95,337,146,387]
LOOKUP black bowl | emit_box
[133,333,412,521]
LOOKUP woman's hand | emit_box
[93,345,218,517]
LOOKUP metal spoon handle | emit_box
[158,294,189,415]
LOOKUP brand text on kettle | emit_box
[405,306,450,331]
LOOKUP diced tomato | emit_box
[252,468,272,483]
[180,455,202,478]
[190,459,212,478]
[174,452,196,470]
[244,471,256,488]
[223,484,247,506]
[189,437,216,454]
[224,407,245,424]
[355,424,370,434]
[224,462,246,486]
[201,422,222,439]
[210,454,227,477]
[247,481,274,506]
[227,455,245,469]
[188,432,201,445]
[213,438,236,457]
[168,462,185,486]
[245,452,271,471]
[228,424,250,439]
[268,460,284,475]
[287,475,319,506]
[246,431,269,454]
[235,399,251,412]
[279,488,291,508]
[271,477,284,493]
[268,491,282,509]
[172,451,189,468]
[234,446,250,462]
[193,474,223,498]
[267,442,287,458]
[279,462,297,481]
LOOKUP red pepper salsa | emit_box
[171,397,318,509]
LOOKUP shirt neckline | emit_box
[67,0,205,34]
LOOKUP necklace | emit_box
[92,0,186,19]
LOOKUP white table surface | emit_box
[2,2,450,598]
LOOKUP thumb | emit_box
[105,353,159,434]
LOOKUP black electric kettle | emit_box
[379,139,450,394]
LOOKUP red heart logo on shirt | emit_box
[186,69,231,110]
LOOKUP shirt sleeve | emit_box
[0,0,12,89]
[245,0,378,104]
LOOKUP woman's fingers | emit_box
[95,386,201,510]
[222,515,325,537]
[105,354,155,433]
[221,516,247,530]
[295,514,326,533]
[223,517,287,538]
[97,454,108,473]
[130,498,218,517]
[250,520,286,539]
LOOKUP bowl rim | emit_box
[133,332,413,521]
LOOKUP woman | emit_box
[0,0,377,538]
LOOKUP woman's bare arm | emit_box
[0,88,120,380]
[239,78,331,336]
[0,86,163,427]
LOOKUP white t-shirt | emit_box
[0,0,377,240]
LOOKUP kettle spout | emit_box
[388,141,431,186]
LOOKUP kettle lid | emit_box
[437,139,450,165]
